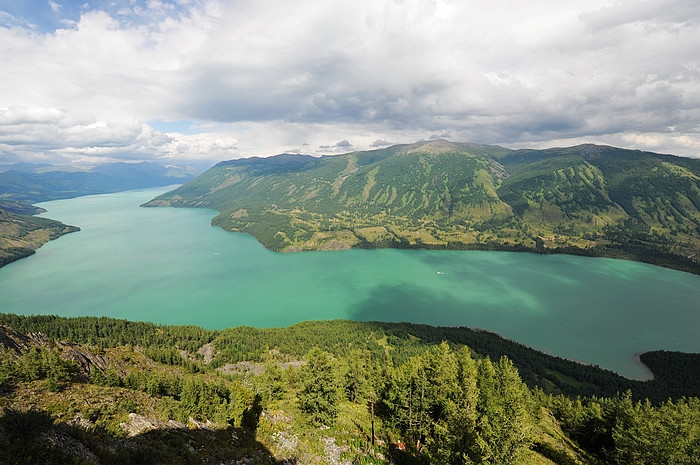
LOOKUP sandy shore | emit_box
[633,352,655,381]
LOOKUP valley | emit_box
[1,186,698,381]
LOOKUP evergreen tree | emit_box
[446,347,480,464]
[420,342,459,461]
[298,347,340,425]
[474,356,535,464]
[343,348,376,404]
[259,358,286,402]
[613,396,700,465]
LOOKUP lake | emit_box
[1,186,698,380]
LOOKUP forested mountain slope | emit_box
[145,141,700,273]
[1,316,699,464]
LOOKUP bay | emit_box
[1,186,698,380]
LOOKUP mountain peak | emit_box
[399,139,463,155]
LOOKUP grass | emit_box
[530,408,593,465]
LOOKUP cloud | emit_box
[0,105,240,165]
[317,139,354,154]
[1,0,699,165]
[429,132,453,141]
[0,106,65,125]
[580,0,700,30]
[48,1,62,13]
[0,10,34,29]
[370,139,392,147]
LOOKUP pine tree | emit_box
[298,347,340,425]
[259,358,286,402]
[446,347,480,464]
[474,356,535,464]
[344,348,375,404]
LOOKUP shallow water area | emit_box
[1,186,698,380]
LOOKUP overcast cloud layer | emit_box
[1,0,699,166]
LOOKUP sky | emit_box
[1,0,699,167]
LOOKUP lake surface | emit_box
[1,186,698,380]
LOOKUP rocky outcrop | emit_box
[197,341,217,363]
[0,325,108,376]
[0,325,32,354]
[120,413,188,437]
[322,436,352,465]
[39,424,99,463]
[58,342,108,376]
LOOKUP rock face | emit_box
[0,325,107,377]
[120,413,187,437]
[0,325,32,353]
[58,342,108,376]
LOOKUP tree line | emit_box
[2,324,699,464]
[2,314,699,402]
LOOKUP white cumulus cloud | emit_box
[1,0,699,165]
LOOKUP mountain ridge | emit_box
[144,141,700,273]
[0,161,197,204]
[0,161,196,268]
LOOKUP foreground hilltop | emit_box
[144,140,700,273]
[1,315,699,464]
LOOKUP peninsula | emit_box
[144,141,700,273]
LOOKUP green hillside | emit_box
[144,141,700,273]
[0,209,79,268]
[1,315,699,465]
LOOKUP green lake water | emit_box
[1,186,698,380]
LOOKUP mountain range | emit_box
[144,140,700,273]
[0,161,196,204]
[0,161,196,268]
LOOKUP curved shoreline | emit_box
[633,352,655,381]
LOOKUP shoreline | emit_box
[633,352,656,381]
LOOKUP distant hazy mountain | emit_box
[0,161,196,267]
[0,162,197,204]
[145,140,700,273]
[0,162,55,173]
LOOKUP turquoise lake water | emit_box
[0,186,698,380]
